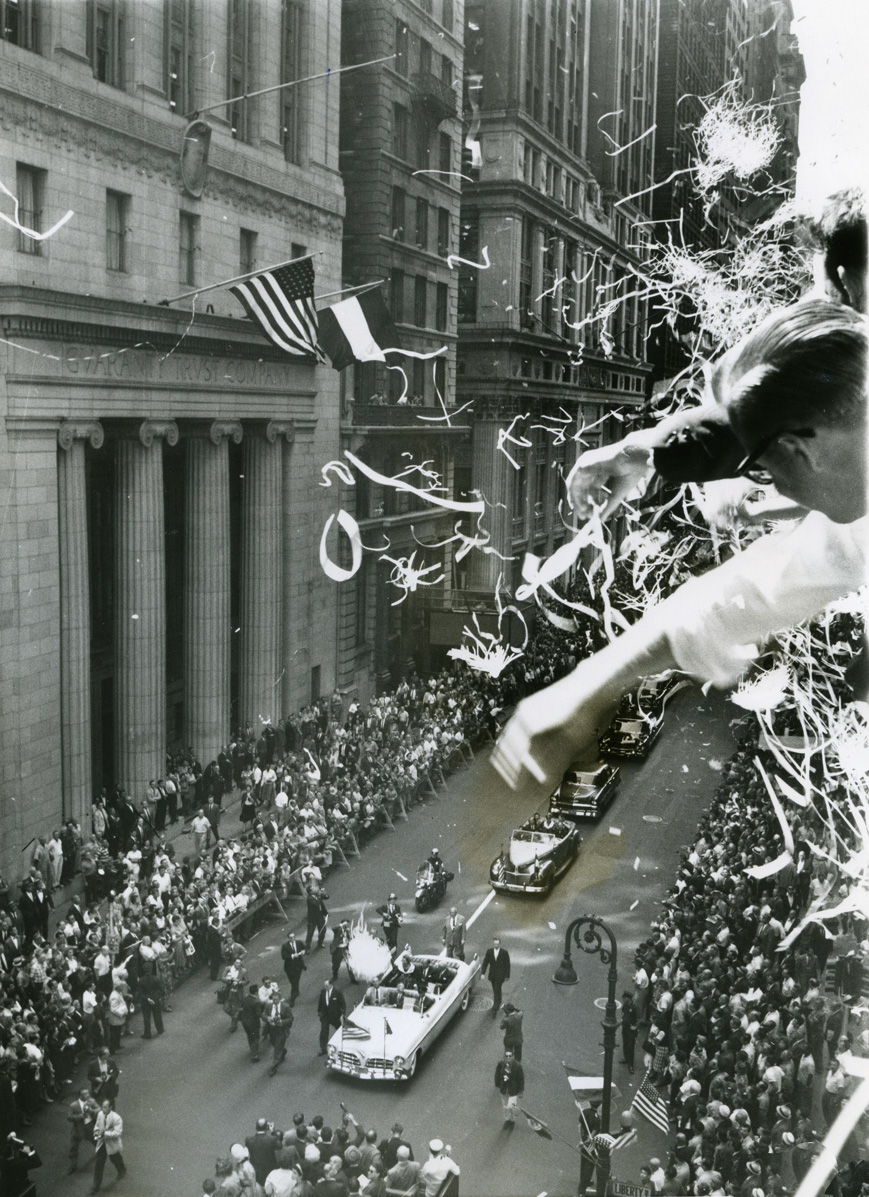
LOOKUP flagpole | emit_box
[183,56,396,120]
[158,251,318,306]
[315,279,385,304]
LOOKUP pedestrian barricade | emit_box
[224,889,289,939]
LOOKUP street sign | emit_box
[610,1181,652,1197]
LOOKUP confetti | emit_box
[609,827,622,837]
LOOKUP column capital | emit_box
[266,419,296,445]
[210,419,243,446]
[58,420,104,451]
[179,420,243,445]
[139,419,179,448]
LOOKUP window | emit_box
[437,208,450,257]
[438,132,451,174]
[519,217,533,326]
[412,357,426,402]
[1,0,41,50]
[291,241,306,259]
[16,164,44,255]
[390,186,405,241]
[419,37,432,76]
[435,281,448,331]
[441,54,453,89]
[465,6,485,104]
[415,198,428,249]
[434,356,446,404]
[395,20,408,75]
[106,190,129,272]
[227,0,252,141]
[179,211,199,284]
[392,103,408,159]
[414,276,427,327]
[88,0,126,87]
[281,0,303,162]
[390,270,404,322]
[164,0,193,113]
[239,228,257,275]
[442,0,453,30]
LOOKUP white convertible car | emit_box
[326,952,480,1080]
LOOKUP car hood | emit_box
[509,837,555,867]
[330,1006,423,1054]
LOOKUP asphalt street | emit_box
[31,685,737,1197]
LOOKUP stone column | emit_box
[58,421,103,826]
[239,422,289,732]
[184,420,241,766]
[279,422,297,717]
[467,415,515,592]
[114,420,177,803]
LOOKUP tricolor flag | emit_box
[563,1062,607,1111]
[631,1068,670,1134]
[230,257,326,362]
[383,1018,393,1036]
[317,288,401,371]
[519,1107,553,1140]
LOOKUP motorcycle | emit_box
[414,863,455,912]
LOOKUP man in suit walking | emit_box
[481,936,511,1016]
[91,1098,126,1192]
[87,1049,119,1103]
[281,932,306,1004]
[305,887,329,952]
[67,1086,99,1174]
[263,986,294,1077]
[317,980,346,1056]
[442,907,466,961]
[494,1048,525,1127]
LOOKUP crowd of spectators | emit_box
[625,610,869,1197]
[204,1108,459,1196]
[0,609,590,1147]
[1,527,867,1194]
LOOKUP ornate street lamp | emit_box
[553,915,619,1197]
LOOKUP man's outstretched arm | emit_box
[490,616,675,794]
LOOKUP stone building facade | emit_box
[0,0,344,877]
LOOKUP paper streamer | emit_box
[319,510,363,581]
[744,850,794,879]
[344,450,485,514]
[446,245,491,271]
[753,755,795,854]
[0,176,74,242]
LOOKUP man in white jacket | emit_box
[91,1098,126,1193]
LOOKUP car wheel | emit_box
[460,988,471,1012]
[407,1050,420,1078]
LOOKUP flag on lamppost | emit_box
[631,1068,670,1134]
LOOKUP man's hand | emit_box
[566,439,653,521]
[490,669,611,795]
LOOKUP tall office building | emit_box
[454,0,656,596]
[338,0,466,688]
[0,0,344,876]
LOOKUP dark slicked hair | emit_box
[717,299,867,444]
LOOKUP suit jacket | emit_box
[318,986,346,1025]
[94,1109,123,1154]
[500,1009,523,1046]
[245,1131,280,1185]
[494,1058,525,1096]
[87,1057,120,1099]
[482,946,511,984]
[307,893,328,926]
[442,914,466,952]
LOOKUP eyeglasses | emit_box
[736,426,815,477]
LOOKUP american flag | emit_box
[230,257,326,361]
[631,1069,670,1134]
[340,1017,370,1041]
